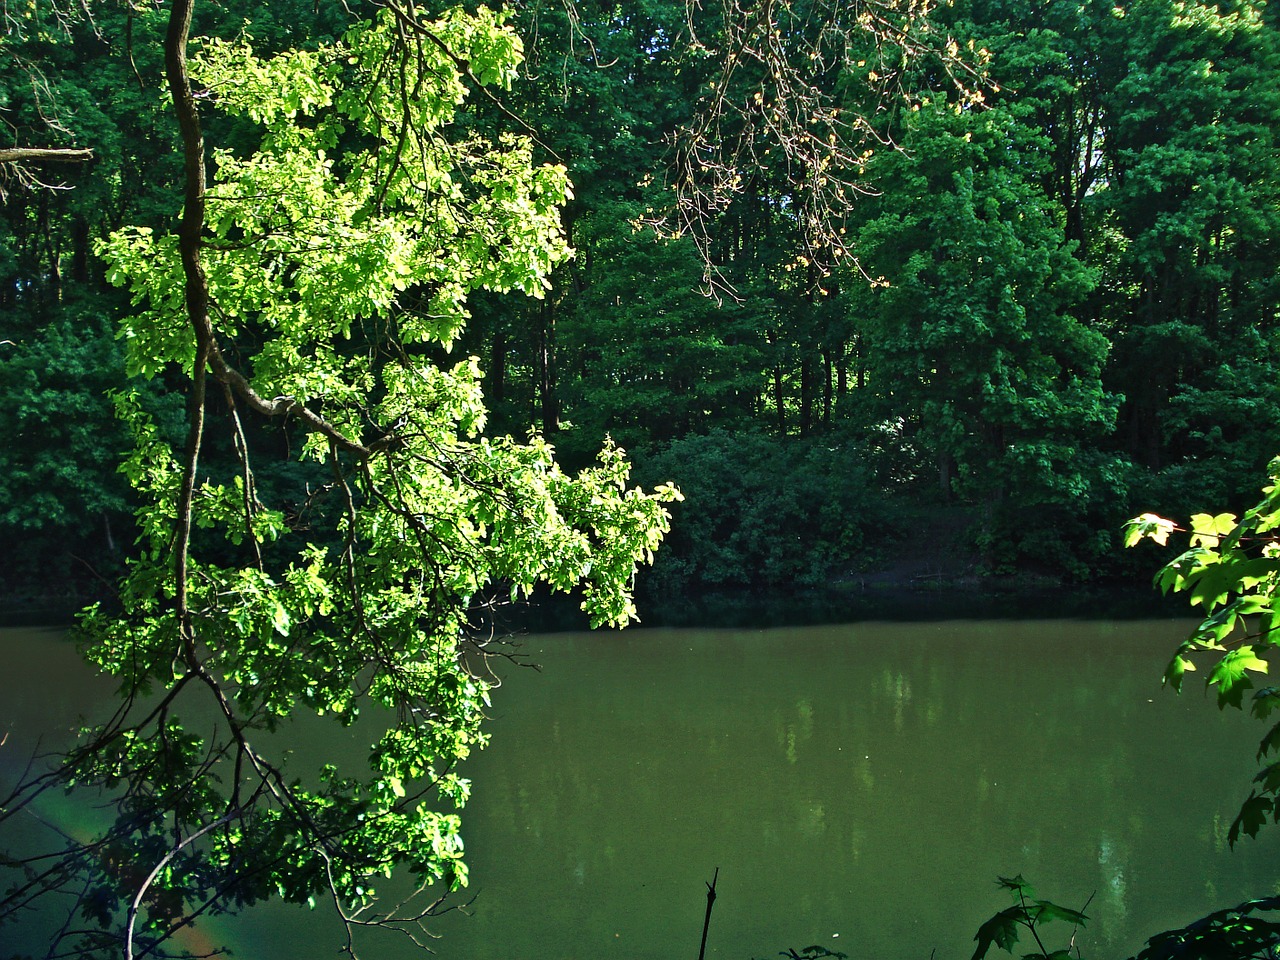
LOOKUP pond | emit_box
[2,617,1277,958]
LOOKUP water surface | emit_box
[2,619,1276,958]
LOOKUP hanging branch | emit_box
[0,4,679,958]
[657,0,987,295]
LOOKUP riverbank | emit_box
[1,555,1177,634]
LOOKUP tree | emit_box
[455,0,701,439]
[665,0,986,289]
[555,201,767,457]
[1096,0,1280,472]
[846,94,1120,569]
[0,306,138,586]
[636,428,883,591]
[0,0,185,586]
[0,2,677,956]
[0,1,96,196]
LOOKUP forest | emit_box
[4,0,1280,600]
[4,0,1280,957]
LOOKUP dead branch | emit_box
[657,0,987,295]
[0,147,93,164]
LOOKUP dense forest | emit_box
[3,0,1280,598]
[4,1,1280,958]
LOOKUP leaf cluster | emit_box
[1,4,679,957]
[1125,455,1280,843]
[971,875,1089,960]
[1132,895,1280,960]
[637,428,884,591]
[969,876,1280,960]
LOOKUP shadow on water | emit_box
[1,572,1182,633]
[515,581,1187,633]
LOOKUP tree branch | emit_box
[0,147,93,164]
[164,0,212,679]
[207,343,376,459]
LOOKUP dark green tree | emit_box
[556,201,766,457]
[1097,0,1280,475]
[848,97,1120,569]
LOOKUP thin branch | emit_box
[124,811,237,960]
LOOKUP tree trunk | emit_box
[490,328,506,406]
[774,365,786,436]
[821,346,833,426]
[72,214,91,285]
[939,453,955,501]
[799,352,813,437]
[536,299,559,433]
[38,192,62,302]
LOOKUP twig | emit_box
[698,866,719,960]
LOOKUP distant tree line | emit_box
[3,0,1279,596]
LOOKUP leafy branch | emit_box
[971,875,1091,960]
[0,3,678,958]
[1126,455,1280,843]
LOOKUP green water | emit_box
[3,618,1277,958]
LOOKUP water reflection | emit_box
[1098,833,1129,928]
[430,620,1280,959]
[3,620,1279,959]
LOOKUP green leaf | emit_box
[271,601,291,637]
[1164,654,1196,691]
[1031,901,1088,927]
[997,874,1032,895]
[1228,793,1273,845]
[1252,690,1280,723]
[1188,562,1236,612]
[1192,602,1242,648]
[1125,513,1178,547]
[972,906,1024,960]
[1258,720,1280,760]
[1208,646,1269,709]
[1189,512,1238,547]
[1227,558,1280,592]
[1253,760,1280,794]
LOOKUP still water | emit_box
[3,618,1278,958]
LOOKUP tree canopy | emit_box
[8,0,1279,592]
[1,1,676,955]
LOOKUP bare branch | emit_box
[0,147,93,164]
[655,0,988,293]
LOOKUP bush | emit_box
[633,429,888,593]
